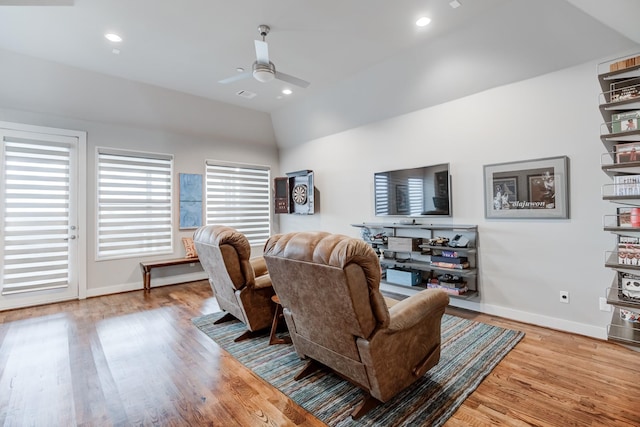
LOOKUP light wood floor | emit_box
[0,280,638,426]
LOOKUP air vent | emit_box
[236,90,257,99]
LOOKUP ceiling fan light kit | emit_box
[253,62,275,83]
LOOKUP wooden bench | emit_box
[139,257,200,292]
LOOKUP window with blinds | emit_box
[205,161,271,246]
[2,138,72,294]
[97,148,173,260]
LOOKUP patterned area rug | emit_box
[193,312,523,427]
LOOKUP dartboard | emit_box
[292,184,308,205]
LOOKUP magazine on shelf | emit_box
[612,110,640,133]
[615,143,640,164]
[430,261,470,269]
[610,78,640,103]
[613,175,640,196]
[618,207,632,227]
[618,236,640,265]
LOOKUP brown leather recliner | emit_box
[194,225,275,341]
[263,231,450,419]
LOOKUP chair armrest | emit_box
[387,289,449,332]
[250,256,268,278]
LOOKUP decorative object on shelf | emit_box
[609,55,640,72]
[483,156,569,219]
[182,237,198,258]
[179,173,203,229]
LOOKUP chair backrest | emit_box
[193,225,255,310]
[264,231,390,360]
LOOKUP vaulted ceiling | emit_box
[0,0,639,146]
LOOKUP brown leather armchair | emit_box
[263,231,450,418]
[194,225,275,341]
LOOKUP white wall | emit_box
[278,60,615,339]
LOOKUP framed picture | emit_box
[179,173,203,229]
[483,156,569,219]
[615,143,640,163]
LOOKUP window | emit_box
[205,161,270,246]
[96,148,173,260]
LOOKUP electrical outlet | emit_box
[599,297,612,312]
[559,291,569,304]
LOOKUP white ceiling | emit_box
[1,0,636,114]
[0,0,639,146]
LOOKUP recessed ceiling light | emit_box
[236,67,245,73]
[282,89,293,95]
[449,0,462,8]
[104,33,122,43]
[415,17,431,27]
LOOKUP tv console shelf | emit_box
[351,222,479,299]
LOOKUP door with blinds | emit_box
[0,123,86,310]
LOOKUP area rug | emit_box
[193,312,524,426]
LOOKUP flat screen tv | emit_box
[374,163,451,217]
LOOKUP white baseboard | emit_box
[448,298,607,340]
[380,283,607,340]
[85,272,208,298]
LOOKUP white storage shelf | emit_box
[352,222,479,299]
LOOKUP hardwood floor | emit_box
[0,280,638,426]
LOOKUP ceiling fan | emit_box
[218,25,310,88]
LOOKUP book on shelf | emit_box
[430,255,468,264]
[430,261,470,269]
[439,249,469,258]
[427,283,468,295]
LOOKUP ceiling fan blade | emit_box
[254,40,269,64]
[275,71,310,88]
[218,71,252,84]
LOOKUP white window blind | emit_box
[2,138,71,294]
[205,161,270,246]
[97,148,173,260]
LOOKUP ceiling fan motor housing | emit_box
[253,61,275,82]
